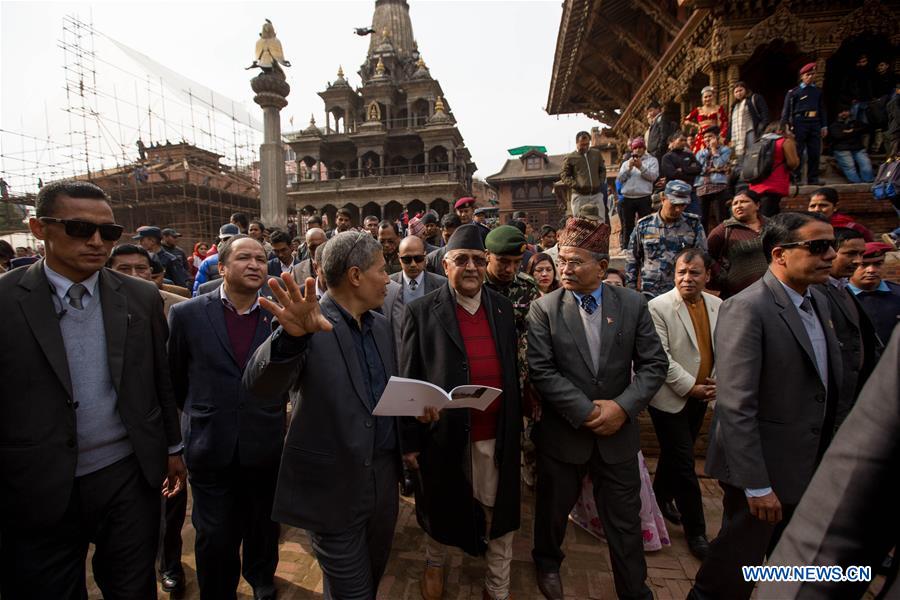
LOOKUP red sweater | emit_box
[455,303,503,442]
[223,307,260,368]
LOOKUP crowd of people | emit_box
[0,166,898,600]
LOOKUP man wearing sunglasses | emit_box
[387,236,446,350]
[0,181,185,599]
[400,224,521,600]
[691,212,843,600]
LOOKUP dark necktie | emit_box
[67,283,87,310]
[580,294,597,315]
[409,278,418,292]
[799,296,813,315]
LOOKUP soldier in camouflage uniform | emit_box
[483,225,542,486]
[626,180,707,297]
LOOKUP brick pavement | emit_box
[87,459,885,599]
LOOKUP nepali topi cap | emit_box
[445,224,486,252]
[557,217,610,255]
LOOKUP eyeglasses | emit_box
[39,217,124,241]
[399,255,426,264]
[449,253,487,268]
[778,239,836,255]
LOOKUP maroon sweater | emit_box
[455,303,503,442]
[223,307,260,367]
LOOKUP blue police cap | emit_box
[664,180,692,204]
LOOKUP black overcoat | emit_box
[400,284,521,556]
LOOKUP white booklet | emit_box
[372,376,502,417]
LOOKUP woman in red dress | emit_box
[684,86,729,152]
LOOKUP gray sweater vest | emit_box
[58,293,133,476]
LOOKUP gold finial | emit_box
[416,56,426,69]
[309,113,316,124]
[382,28,390,40]
[337,65,344,78]
[434,96,446,112]
[375,57,385,76]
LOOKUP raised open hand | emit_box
[259,272,333,337]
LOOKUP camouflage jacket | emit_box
[625,211,707,297]
[484,271,541,392]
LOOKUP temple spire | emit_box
[367,0,415,62]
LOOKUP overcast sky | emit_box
[0,0,600,193]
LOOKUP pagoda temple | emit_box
[286,0,477,226]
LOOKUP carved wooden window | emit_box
[525,156,542,170]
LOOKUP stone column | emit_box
[251,71,290,230]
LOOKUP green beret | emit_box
[485,225,528,256]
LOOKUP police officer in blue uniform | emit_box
[781,62,828,185]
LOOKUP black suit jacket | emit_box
[706,271,843,505]
[0,261,181,529]
[760,328,900,599]
[167,291,284,471]
[242,294,399,533]
[815,282,882,430]
[400,285,521,555]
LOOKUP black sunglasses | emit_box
[399,255,426,264]
[778,239,836,255]
[39,217,124,242]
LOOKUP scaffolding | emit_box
[0,14,265,243]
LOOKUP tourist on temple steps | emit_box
[660,132,703,217]
[683,86,729,153]
[781,62,828,186]
[828,107,875,183]
[527,217,666,600]
[377,219,402,275]
[134,225,190,288]
[526,252,560,296]
[560,130,607,222]
[644,100,678,166]
[694,126,732,231]
[616,137,658,249]
[647,249,721,561]
[426,213,461,277]
[292,227,327,284]
[0,180,185,599]
[807,186,874,241]
[625,180,707,298]
[168,235,282,600]
[706,189,768,300]
[813,228,882,431]
[400,224,521,600]
[690,212,841,600]
[243,232,399,600]
[748,122,800,217]
[848,242,900,345]
[726,81,769,162]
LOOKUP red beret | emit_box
[557,217,611,255]
[454,197,476,210]
[799,62,817,75]
[862,242,893,260]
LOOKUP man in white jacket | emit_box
[647,248,720,560]
[617,137,659,248]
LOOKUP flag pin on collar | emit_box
[607,317,614,325]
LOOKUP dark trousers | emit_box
[621,195,653,250]
[648,401,707,537]
[533,447,651,600]
[794,120,822,183]
[308,452,400,600]
[189,457,281,600]
[0,454,160,600]
[157,489,187,578]
[690,483,797,600]
[759,192,783,217]
[699,189,731,232]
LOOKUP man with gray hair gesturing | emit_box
[243,231,400,599]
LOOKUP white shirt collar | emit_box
[402,271,425,287]
[777,279,810,310]
[44,261,100,303]
[218,282,260,315]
